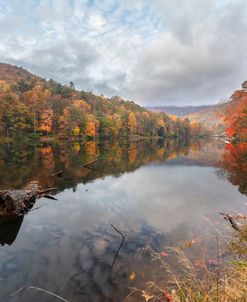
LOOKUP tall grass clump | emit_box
[128,221,247,301]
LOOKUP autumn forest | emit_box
[0,63,196,140]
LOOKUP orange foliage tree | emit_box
[38,109,54,133]
[85,114,98,137]
[23,82,51,133]
[224,86,247,141]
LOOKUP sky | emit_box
[0,0,247,106]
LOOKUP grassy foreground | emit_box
[130,220,247,302]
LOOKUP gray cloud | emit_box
[0,0,247,106]
[125,0,247,105]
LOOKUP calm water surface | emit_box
[0,139,246,302]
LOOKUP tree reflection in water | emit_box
[218,142,247,196]
[0,139,190,246]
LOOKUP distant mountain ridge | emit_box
[148,105,218,117]
[149,104,226,135]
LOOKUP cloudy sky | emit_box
[0,0,247,106]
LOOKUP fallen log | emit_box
[0,181,57,222]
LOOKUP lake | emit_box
[0,138,246,302]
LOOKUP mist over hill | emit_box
[148,105,218,117]
[148,104,226,135]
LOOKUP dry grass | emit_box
[130,224,247,302]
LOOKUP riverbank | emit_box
[0,133,191,144]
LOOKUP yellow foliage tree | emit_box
[157,119,165,127]
[128,112,137,134]
[72,126,80,136]
[112,113,122,136]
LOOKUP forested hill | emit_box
[184,80,247,139]
[0,63,194,139]
[0,63,41,84]
[186,104,226,135]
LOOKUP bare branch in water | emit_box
[10,286,69,302]
[220,212,241,232]
[52,171,63,177]
[226,214,241,232]
[81,158,99,170]
[43,194,58,200]
[111,224,125,268]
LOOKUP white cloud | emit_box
[88,12,106,29]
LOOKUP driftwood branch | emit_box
[111,224,125,267]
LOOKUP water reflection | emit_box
[0,139,191,190]
[0,217,23,246]
[0,138,246,302]
[0,139,190,247]
[218,142,247,196]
